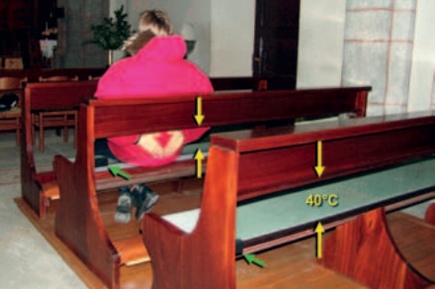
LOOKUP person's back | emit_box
[95,10,213,223]
[96,35,212,100]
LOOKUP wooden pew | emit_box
[20,80,99,217]
[19,76,276,218]
[142,111,435,289]
[53,86,370,289]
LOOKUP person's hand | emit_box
[162,130,184,157]
[137,133,164,158]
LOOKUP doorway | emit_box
[253,0,300,89]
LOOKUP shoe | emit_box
[135,189,159,220]
[130,184,147,207]
[114,191,132,223]
[95,155,108,167]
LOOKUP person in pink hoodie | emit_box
[96,10,213,223]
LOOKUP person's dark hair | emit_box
[138,10,172,36]
[0,93,19,112]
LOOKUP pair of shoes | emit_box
[114,191,132,223]
[130,184,159,220]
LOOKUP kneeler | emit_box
[319,208,432,289]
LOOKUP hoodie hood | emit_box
[135,34,187,61]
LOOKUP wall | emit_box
[55,0,108,68]
[341,0,434,115]
[115,0,434,115]
[121,0,346,81]
[209,0,255,77]
[408,0,435,112]
[297,0,346,88]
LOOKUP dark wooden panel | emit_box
[234,115,435,199]
[26,81,97,110]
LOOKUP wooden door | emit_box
[253,0,300,89]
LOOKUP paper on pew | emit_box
[162,209,200,234]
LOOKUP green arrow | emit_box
[108,166,131,180]
[243,254,266,268]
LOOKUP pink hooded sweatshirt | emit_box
[95,35,213,167]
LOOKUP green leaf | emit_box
[86,5,131,50]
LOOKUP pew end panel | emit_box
[54,109,121,288]
[141,111,435,289]
[143,146,239,289]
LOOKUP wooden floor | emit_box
[16,179,435,289]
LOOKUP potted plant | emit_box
[89,5,131,65]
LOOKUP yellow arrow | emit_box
[315,222,325,259]
[314,140,325,177]
[194,96,204,126]
[194,149,204,178]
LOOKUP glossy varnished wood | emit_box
[54,86,370,289]
[388,212,435,281]
[142,112,435,289]
[20,80,98,217]
[16,173,431,289]
[213,112,435,200]
[425,203,435,225]
[320,208,433,289]
[16,184,374,289]
[91,87,370,139]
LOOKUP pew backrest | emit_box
[211,111,435,201]
[88,87,370,140]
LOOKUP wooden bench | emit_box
[0,87,24,145]
[141,111,435,289]
[52,86,370,289]
[18,76,317,218]
[21,80,99,217]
